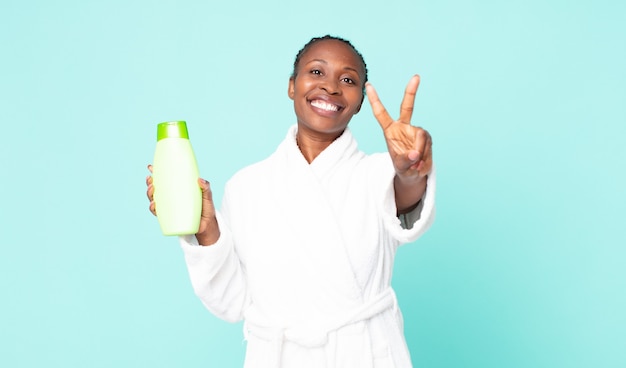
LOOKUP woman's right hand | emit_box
[146,164,221,245]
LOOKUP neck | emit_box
[295,128,344,164]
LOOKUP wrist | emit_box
[394,174,428,214]
[195,216,220,246]
[395,172,427,186]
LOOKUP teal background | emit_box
[1,0,624,367]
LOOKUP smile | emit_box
[311,100,340,112]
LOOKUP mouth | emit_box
[310,99,343,113]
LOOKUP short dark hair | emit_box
[291,35,368,93]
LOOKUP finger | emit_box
[407,150,420,162]
[404,128,429,173]
[149,201,156,216]
[418,156,432,176]
[198,178,212,200]
[365,82,394,130]
[198,178,216,219]
[422,132,432,162]
[147,183,154,201]
[397,150,421,172]
[418,134,433,176]
[146,165,154,187]
[198,178,210,193]
[398,75,420,124]
[413,128,430,161]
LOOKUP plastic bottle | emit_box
[152,121,202,235]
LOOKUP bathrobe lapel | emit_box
[268,127,364,311]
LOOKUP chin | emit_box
[300,121,349,136]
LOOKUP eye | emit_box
[342,77,355,85]
[310,69,322,75]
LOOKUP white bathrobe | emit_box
[180,125,436,368]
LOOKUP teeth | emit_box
[311,100,339,112]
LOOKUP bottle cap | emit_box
[157,121,189,141]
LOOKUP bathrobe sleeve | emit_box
[179,211,250,323]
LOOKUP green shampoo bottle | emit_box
[152,121,202,236]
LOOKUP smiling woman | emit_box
[146,34,436,368]
[288,38,366,161]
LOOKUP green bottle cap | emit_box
[157,121,189,141]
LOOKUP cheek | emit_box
[347,92,364,113]
[296,77,314,91]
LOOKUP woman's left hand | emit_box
[366,75,432,181]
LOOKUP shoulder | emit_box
[225,153,276,191]
[358,152,394,175]
[362,152,392,165]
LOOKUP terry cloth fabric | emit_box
[180,125,436,367]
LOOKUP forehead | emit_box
[299,40,363,71]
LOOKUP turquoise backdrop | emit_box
[1,0,624,367]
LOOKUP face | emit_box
[288,39,365,138]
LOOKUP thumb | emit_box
[199,178,210,195]
[198,178,216,214]
[407,150,421,162]
[395,150,421,172]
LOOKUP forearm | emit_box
[181,213,249,322]
[394,174,427,214]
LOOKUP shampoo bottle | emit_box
[152,121,202,236]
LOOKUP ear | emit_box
[288,77,295,100]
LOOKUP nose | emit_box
[319,79,341,95]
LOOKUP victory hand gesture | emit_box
[366,75,433,180]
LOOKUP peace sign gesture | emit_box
[366,75,433,180]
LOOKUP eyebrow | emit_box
[306,59,360,73]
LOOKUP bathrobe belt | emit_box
[244,288,399,368]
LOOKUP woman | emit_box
[147,35,435,368]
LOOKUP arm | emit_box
[179,212,249,323]
[365,75,433,214]
[147,167,248,322]
[182,180,250,322]
[394,174,427,214]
